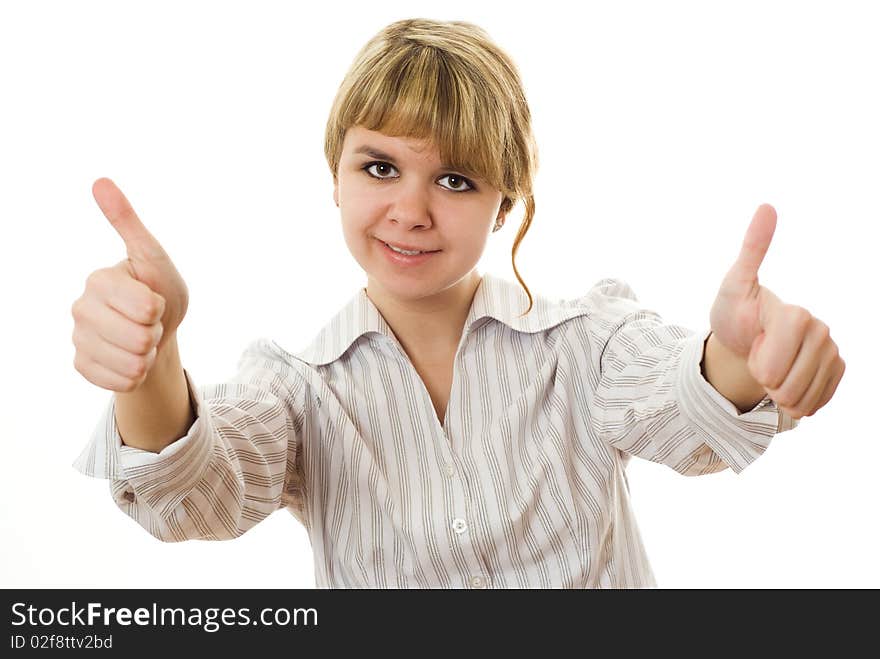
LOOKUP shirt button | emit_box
[452,518,468,534]
[315,396,322,408]
[445,464,455,477]
[470,576,487,589]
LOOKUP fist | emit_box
[710,204,845,419]
[71,178,189,392]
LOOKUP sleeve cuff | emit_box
[72,369,215,515]
[676,328,799,474]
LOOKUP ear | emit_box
[333,178,339,208]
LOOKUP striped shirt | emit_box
[73,272,798,588]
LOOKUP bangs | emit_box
[338,45,507,191]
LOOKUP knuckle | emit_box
[129,357,147,379]
[85,269,106,291]
[776,389,797,408]
[134,331,153,354]
[831,343,840,360]
[780,404,802,420]
[141,298,160,322]
[764,370,783,390]
[815,320,831,343]
[796,307,813,330]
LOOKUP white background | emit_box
[1,0,877,589]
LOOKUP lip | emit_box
[376,237,441,253]
[377,238,441,266]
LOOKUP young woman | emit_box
[71,18,844,588]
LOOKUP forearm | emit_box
[700,331,768,414]
[114,333,196,453]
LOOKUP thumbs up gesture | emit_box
[71,178,190,392]
[708,204,845,419]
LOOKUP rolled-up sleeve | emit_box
[72,339,307,541]
[589,279,799,476]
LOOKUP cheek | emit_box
[339,174,378,203]
[339,211,378,255]
[448,223,490,258]
[467,232,491,255]
[340,187,384,224]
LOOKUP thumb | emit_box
[732,203,777,282]
[92,177,168,262]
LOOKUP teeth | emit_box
[386,243,424,256]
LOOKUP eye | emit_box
[362,161,475,193]
[438,174,475,192]
[363,161,399,179]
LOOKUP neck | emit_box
[365,269,482,362]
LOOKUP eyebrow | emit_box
[354,146,400,161]
[353,145,468,175]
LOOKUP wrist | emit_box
[702,332,767,414]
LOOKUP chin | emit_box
[371,269,480,305]
[371,275,440,298]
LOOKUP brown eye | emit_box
[439,174,474,192]
[363,162,398,179]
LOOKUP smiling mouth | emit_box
[376,238,441,254]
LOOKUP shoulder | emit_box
[580,277,640,303]
[479,274,643,336]
[231,337,318,400]
[551,277,675,354]
[566,277,647,329]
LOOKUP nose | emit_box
[387,180,433,230]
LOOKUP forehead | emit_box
[343,126,438,160]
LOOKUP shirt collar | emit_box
[291,272,591,366]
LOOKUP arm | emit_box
[114,333,196,453]
[74,339,305,541]
[588,279,793,477]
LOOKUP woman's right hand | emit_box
[71,178,190,392]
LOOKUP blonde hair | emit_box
[324,18,539,315]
